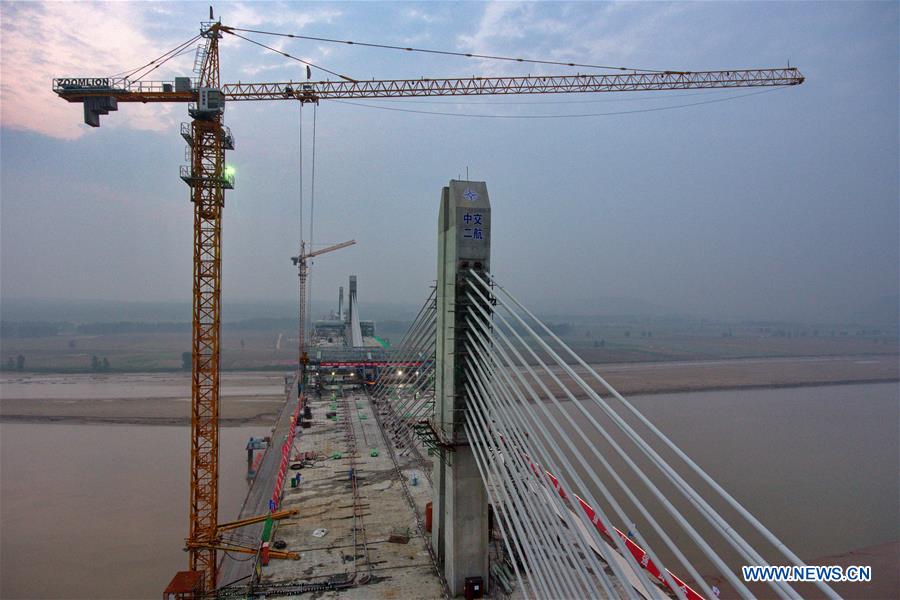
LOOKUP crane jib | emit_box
[53,68,804,105]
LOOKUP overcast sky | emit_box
[1,1,897,321]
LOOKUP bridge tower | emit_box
[432,180,491,596]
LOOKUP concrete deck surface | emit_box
[257,388,446,599]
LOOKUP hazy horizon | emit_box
[2,2,897,326]
[2,291,896,326]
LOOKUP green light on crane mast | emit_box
[223,164,236,185]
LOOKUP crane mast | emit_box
[51,15,803,596]
[293,241,311,383]
[181,21,226,591]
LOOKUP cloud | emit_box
[282,7,342,30]
[225,2,341,30]
[230,32,338,80]
[455,1,699,77]
[0,1,196,139]
[458,2,529,49]
[0,1,343,140]
[400,32,434,46]
[403,7,443,25]
[238,62,289,78]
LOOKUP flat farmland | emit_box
[1,329,299,371]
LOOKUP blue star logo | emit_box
[463,188,479,202]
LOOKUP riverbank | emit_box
[577,354,899,395]
[1,356,896,425]
[0,371,288,426]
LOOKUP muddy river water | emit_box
[1,377,897,599]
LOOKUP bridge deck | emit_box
[255,389,445,598]
[218,381,298,587]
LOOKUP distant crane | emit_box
[291,239,356,383]
[52,14,803,594]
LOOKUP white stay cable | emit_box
[464,357,620,599]
[464,361,604,599]
[462,314,657,600]
[462,318,635,597]
[463,418,532,599]
[464,416,549,599]
[466,280,763,599]
[475,272,818,600]
[464,287,709,600]
[371,298,435,399]
[464,376,595,599]
[374,312,435,408]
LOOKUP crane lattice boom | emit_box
[304,239,356,260]
[55,68,803,105]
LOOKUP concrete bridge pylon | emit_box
[432,180,492,597]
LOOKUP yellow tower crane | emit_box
[52,14,804,596]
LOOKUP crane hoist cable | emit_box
[299,101,304,251]
[224,26,674,74]
[309,103,317,252]
[306,103,318,345]
[295,101,309,376]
